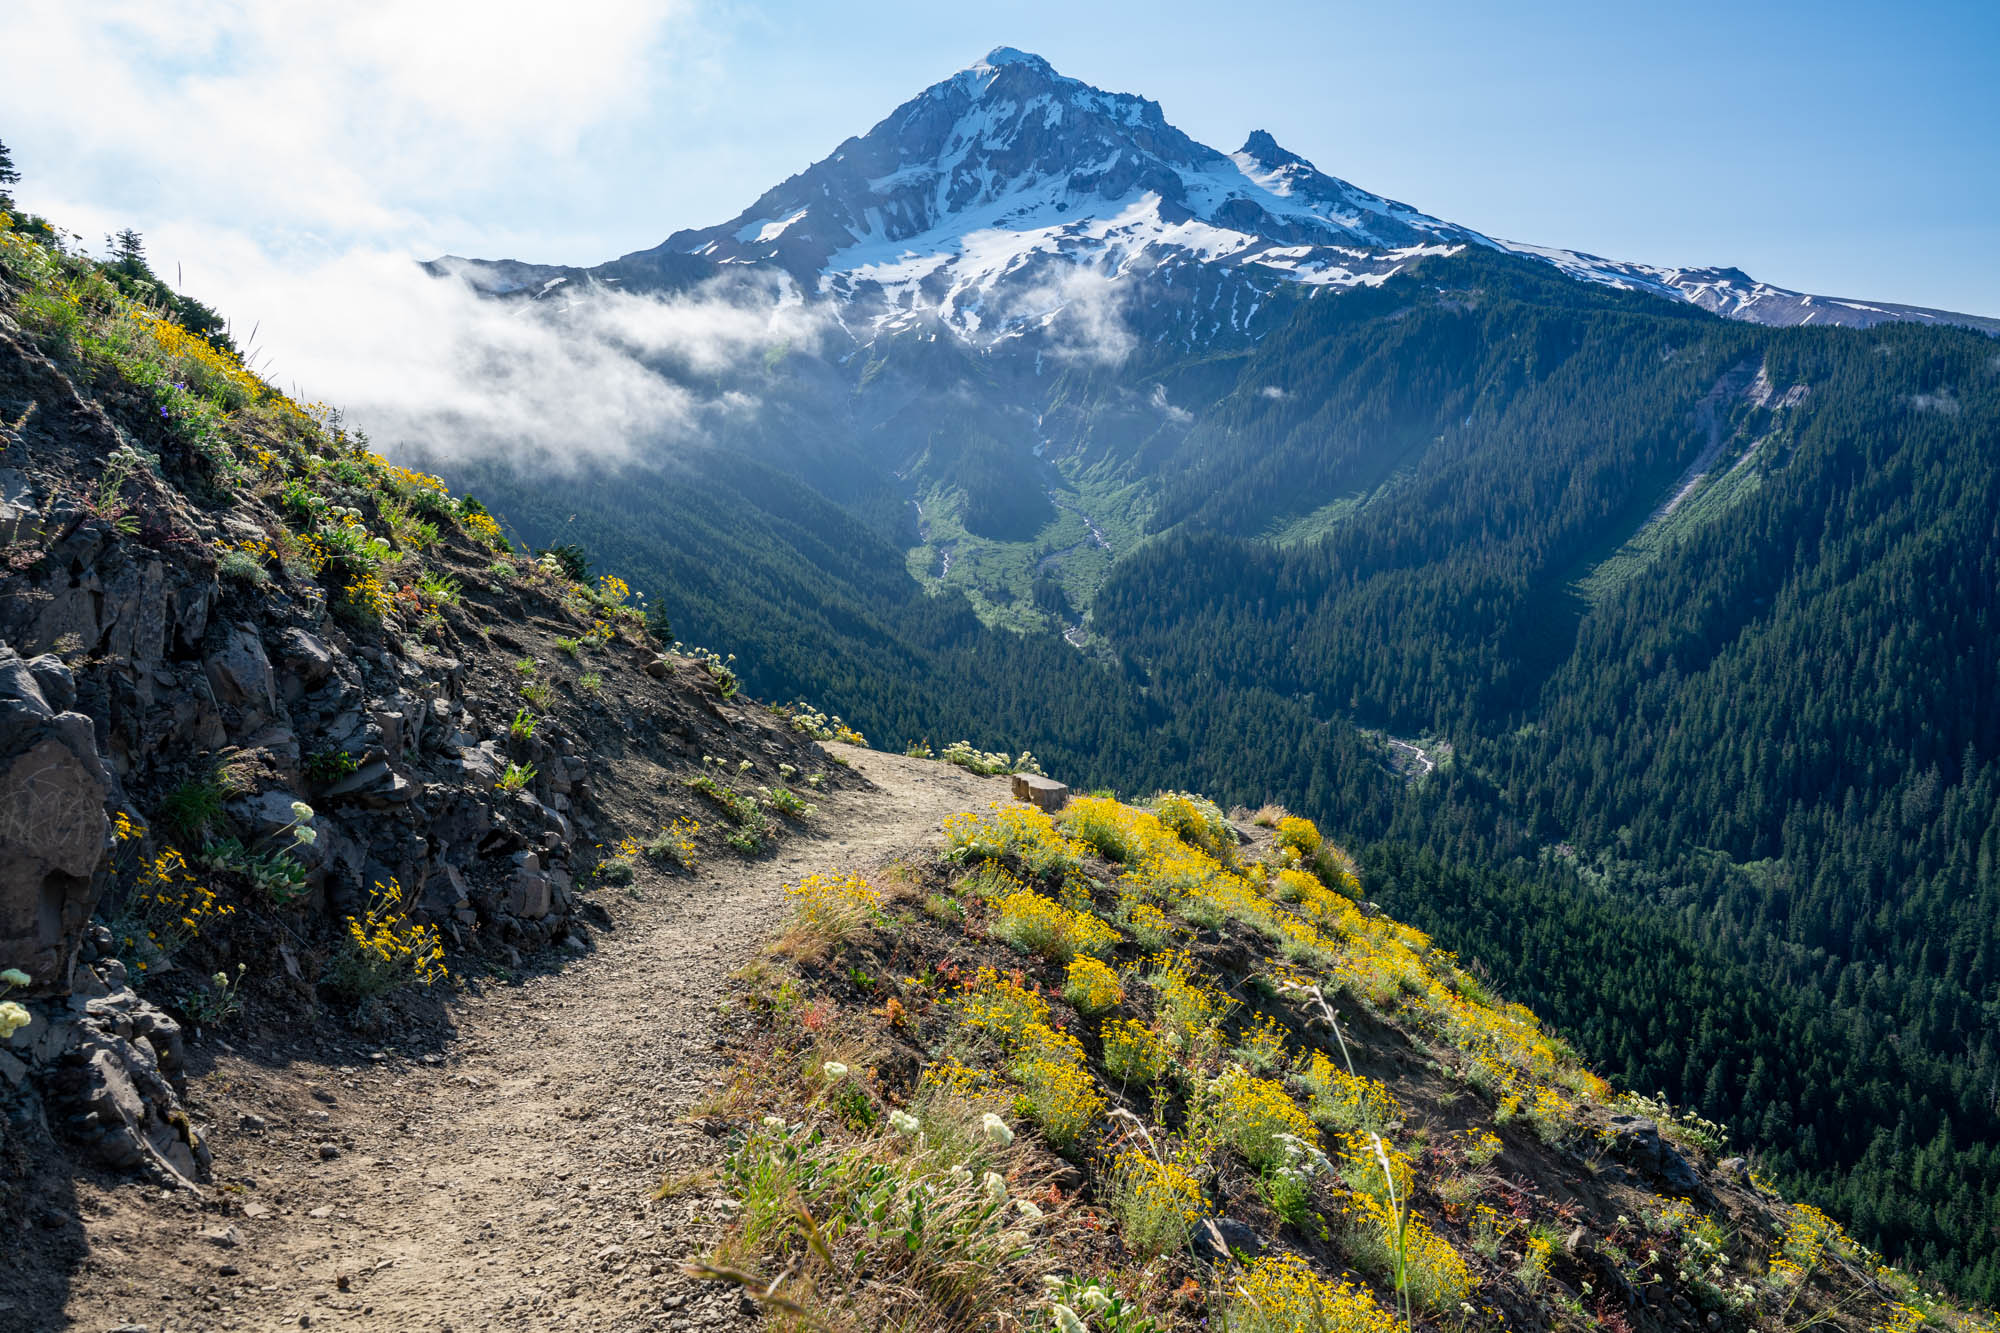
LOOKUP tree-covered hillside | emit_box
[423,249,2000,1299]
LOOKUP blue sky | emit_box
[1,0,1993,399]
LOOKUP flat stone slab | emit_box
[1010,772,1069,812]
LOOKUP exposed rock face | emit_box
[0,645,111,996]
[1606,1114,1703,1196]
[0,276,852,1203]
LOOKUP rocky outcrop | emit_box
[3,937,207,1188]
[0,645,111,996]
[1010,772,1069,813]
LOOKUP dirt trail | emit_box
[42,746,1009,1333]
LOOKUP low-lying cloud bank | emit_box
[173,239,839,471]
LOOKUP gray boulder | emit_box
[0,645,112,995]
[1606,1114,1703,1196]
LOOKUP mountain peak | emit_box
[974,45,1051,71]
[1239,129,1305,170]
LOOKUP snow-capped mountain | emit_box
[433,47,1998,343]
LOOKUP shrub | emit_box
[1274,815,1322,859]
[1102,1020,1172,1086]
[941,802,1084,879]
[1223,1253,1397,1333]
[1061,956,1123,1015]
[1150,790,1236,862]
[415,570,460,605]
[1013,1047,1103,1152]
[1109,1150,1205,1259]
[1210,1066,1318,1174]
[782,871,879,953]
[938,740,1041,776]
[157,769,245,845]
[709,1116,1037,1325]
[685,775,770,851]
[498,762,536,792]
[765,786,815,818]
[1296,1052,1400,1134]
[644,815,701,869]
[216,545,270,585]
[304,749,359,787]
[992,890,1118,963]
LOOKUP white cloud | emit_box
[1148,382,1192,424]
[0,2,826,468]
[1005,264,1139,366]
[1,0,702,248]
[152,232,838,470]
[1258,384,1290,399]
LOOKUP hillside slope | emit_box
[0,213,1994,1333]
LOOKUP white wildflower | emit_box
[1015,1199,1044,1221]
[888,1110,921,1136]
[1051,1304,1087,1333]
[290,800,314,822]
[979,1112,1014,1147]
[762,1114,786,1129]
[0,1000,31,1039]
[981,1171,1007,1202]
[0,968,30,988]
[1076,1286,1113,1313]
[294,826,318,846]
[822,1061,848,1080]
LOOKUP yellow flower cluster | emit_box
[653,815,700,866]
[785,871,879,936]
[1342,1186,1476,1311]
[1235,1011,1290,1069]
[379,462,448,494]
[342,880,448,988]
[1147,949,1236,1050]
[1227,1253,1397,1333]
[462,508,506,550]
[954,966,1051,1045]
[1014,1051,1103,1150]
[1101,1019,1172,1086]
[113,811,146,843]
[1297,1051,1401,1133]
[992,888,1120,962]
[596,574,630,604]
[229,537,277,566]
[943,801,1086,877]
[1061,955,1123,1014]
[1769,1200,1853,1287]
[1149,791,1237,863]
[135,311,264,406]
[1274,815,1322,858]
[951,968,1103,1148]
[343,571,392,621]
[1054,785,1614,1126]
[125,847,236,968]
[917,1055,1008,1104]
[1110,1148,1206,1257]
[1336,1131,1414,1205]
[1211,1065,1319,1173]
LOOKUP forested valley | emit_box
[429,250,2000,1299]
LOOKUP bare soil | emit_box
[20,746,1010,1333]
